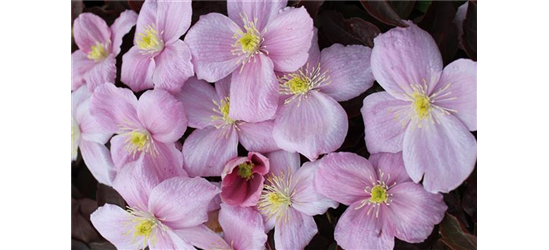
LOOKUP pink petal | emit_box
[177,77,218,129]
[453,2,469,47]
[361,91,409,154]
[109,134,137,170]
[79,140,116,186]
[219,203,267,250]
[110,9,138,55]
[215,75,232,100]
[317,44,375,101]
[265,150,300,177]
[263,7,313,72]
[237,120,279,153]
[184,13,242,82]
[90,204,140,250]
[334,201,394,250]
[182,126,239,177]
[73,13,111,54]
[403,111,477,193]
[76,99,112,144]
[175,225,229,250]
[315,152,375,205]
[152,228,194,250]
[90,83,140,134]
[156,0,192,44]
[221,168,264,207]
[434,59,477,131]
[273,91,347,161]
[147,141,187,180]
[121,46,155,92]
[71,50,95,91]
[368,152,412,185]
[72,85,91,115]
[84,54,116,92]
[305,28,320,67]
[148,176,220,229]
[227,0,287,31]
[137,89,187,143]
[291,161,338,216]
[229,54,278,123]
[274,208,317,250]
[152,40,194,94]
[371,20,443,99]
[112,156,161,210]
[382,182,447,243]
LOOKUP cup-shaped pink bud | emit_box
[220,152,270,207]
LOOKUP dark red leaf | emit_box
[128,0,144,13]
[462,1,477,61]
[96,184,126,208]
[318,10,381,48]
[72,198,100,243]
[439,213,477,250]
[389,0,416,19]
[72,239,90,250]
[89,241,117,250]
[294,0,325,19]
[343,17,381,48]
[359,1,408,27]
[419,1,459,65]
[72,0,84,23]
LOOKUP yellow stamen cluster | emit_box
[123,129,157,157]
[136,24,164,53]
[355,169,396,218]
[411,92,431,120]
[125,208,164,248]
[237,162,255,180]
[231,13,268,72]
[87,42,108,62]
[238,32,261,54]
[369,185,388,204]
[258,171,296,223]
[279,63,331,105]
[212,97,237,125]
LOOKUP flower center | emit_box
[237,162,254,180]
[71,116,81,158]
[123,129,156,157]
[212,97,236,126]
[238,32,261,54]
[369,185,388,204]
[136,24,164,53]
[231,13,267,72]
[279,63,331,105]
[412,92,431,120]
[258,172,295,223]
[134,219,155,238]
[126,208,164,248]
[87,42,109,62]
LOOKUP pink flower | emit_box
[72,86,115,185]
[274,30,375,161]
[91,157,220,249]
[72,10,137,91]
[121,0,194,94]
[258,150,338,249]
[178,203,268,250]
[90,83,187,180]
[362,21,477,193]
[315,152,447,249]
[185,0,314,122]
[220,152,270,207]
[177,77,279,177]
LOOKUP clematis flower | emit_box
[273,31,375,161]
[72,86,115,185]
[178,203,267,250]
[185,0,314,122]
[72,10,137,91]
[178,77,279,177]
[258,150,338,249]
[220,152,270,207]
[91,157,220,249]
[90,83,187,180]
[121,0,194,94]
[361,21,477,193]
[315,152,447,249]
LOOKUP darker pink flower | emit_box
[315,152,447,249]
[72,10,137,91]
[220,152,270,207]
[185,0,314,122]
[121,0,194,94]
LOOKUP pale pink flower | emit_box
[121,0,194,94]
[72,10,137,91]
[315,152,447,249]
[362,21,477,193]
[178,203,268,250]
[72,86,115,185]
[177,77,279,177]
[220,152,270,207]
[91,157,220,249]
[185,0,314,122]
[274,30,375,161]
[258,150,338,249]
[90,83,187,180]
